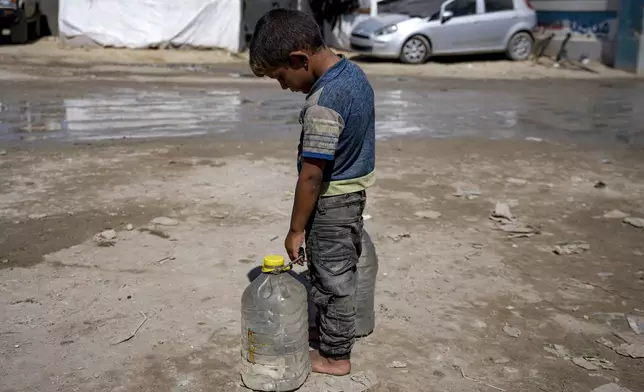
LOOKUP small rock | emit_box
[151,217,179,226]
[0,149,6,156]
[603,210,628,219]
[473,320,487,329]
[14,344,20,348]
[594,181,607,189]
[491,357,511,364]
[125,224,134,231]
[506,177,528,185]
[93,229,117,247]
[553,241,590,255]
[601,159,613,164]
[572,356,599,370]
[388,233,410,242]
[503,366,519,374]
[414,210,442,220]
[626,315,644,335]
[623,217,644,229]
[93,373,100,379]
[27,213,48,220]
[503,325,522,338]
[591,383,633,392]
[543,344,572,359]
[388,360,408,369]
[492,202,513,221]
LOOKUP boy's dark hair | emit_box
[249,9,325,77]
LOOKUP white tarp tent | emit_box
[59,0,243,52]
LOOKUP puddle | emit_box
[0,80,643,145]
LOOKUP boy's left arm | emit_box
[284,105,344,261]
[285,158,326,261]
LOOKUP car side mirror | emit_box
[441,10,454,23]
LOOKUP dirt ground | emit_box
[1,133,644,392]
[0,38,636,82]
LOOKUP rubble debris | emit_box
[414,210,442,220]
[594,181,607,189]
[583,356,615,370]
[502,325,522,338]
[150,216,179,226]
[603,210,628,219]
[572,356,599,371]
[387,360,408,369]
[388,233,410,243]
[591,383,633,392]
[626,315,644,335]
[623,217,644,229]
[553,241,590,255]
[597,334,644,359]
[543,344,572,360]
[93,229,117,247]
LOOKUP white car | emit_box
[350,0,537,64]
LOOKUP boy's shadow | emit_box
[247,266,319,350]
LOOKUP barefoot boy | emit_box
[249,9,376,376]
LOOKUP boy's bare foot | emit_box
[308,327,319,342]
[309,350,351,376]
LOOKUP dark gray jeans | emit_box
[306,190,366,360]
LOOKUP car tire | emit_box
[400,35,431,64]
[506,31,533,61]
[10,9,29,44]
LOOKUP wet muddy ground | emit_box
[1,64,644,392]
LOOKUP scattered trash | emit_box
[603,210,628,219]
[491,357,511,364]
[626,315,644,335]
[553,241,590,255]
[506,178,528,185]
[150,217,179,226]
[110,311,148,345]
[387,360,408,369]
[597,333,644,358]
[572,356,599,371]
[93,229,117,247]
[502,325,522,338]
[623,217,644,230]
[594,181,607,189]
[270,235,279,242]
[388,233,410,243]
[414,210,442,220]
[155,256,175,265]
[591,383,633,392]
[543,344,572,359]
[125,224,134,231]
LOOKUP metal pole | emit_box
[370,0,378,16]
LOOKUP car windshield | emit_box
[378,0,444,18]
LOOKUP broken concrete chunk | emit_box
[597,336,644,359]
[93,230,117,247]
[603,210,628,219]
[150,217,179,226]
[591,383,633,392]
[623,217,644,229]
[543,344,572,359]
[553,241,590,255]
[626,315,644,335]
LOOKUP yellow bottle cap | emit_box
[262,255,290,273]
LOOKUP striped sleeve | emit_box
[300,104,345,161]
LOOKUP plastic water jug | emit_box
[305,227,379,337]
[355,228,379,337]
[240,255,311,391]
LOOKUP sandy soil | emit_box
[0,38,635,82]
[1,135,643,392]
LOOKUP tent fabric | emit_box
[59,0,242,52]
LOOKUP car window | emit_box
[445,0,478,17]
[485,0,514,12]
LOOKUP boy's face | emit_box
[266,52,315,94]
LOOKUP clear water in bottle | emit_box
[240,255,311,391]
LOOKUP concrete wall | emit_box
[531,0,620,65]
[614,0,643,74]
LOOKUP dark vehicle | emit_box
[0,0,42,44]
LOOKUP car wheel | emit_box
[506,32,533,61]
[10,9,29,44]
[400,35,431,64]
